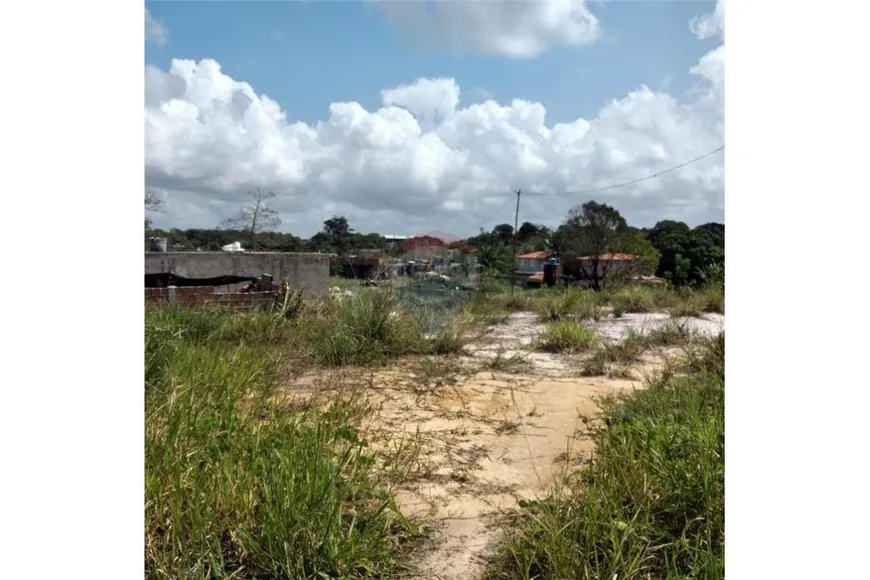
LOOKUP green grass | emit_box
[610,285,656,315]
[536,320,599,354]
[145,307,423,579]
[487,332,725,580]
[535,288,601,322]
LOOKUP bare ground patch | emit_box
[275,311,721,580]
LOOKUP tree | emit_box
[220,188,282,250]
[323,215,352,239]
[560,201,630,290]
[144,189,165,230]
[645,220,724,287]
[320,215,355,255]
[493,223,514,243]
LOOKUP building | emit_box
[560,253,638,287]
[516,250,550,274]
[397,235,446,261]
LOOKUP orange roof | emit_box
[517,251,550,259]
[577,253,636,261]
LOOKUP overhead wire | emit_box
[465,144,724,234]
[523,145,725,197]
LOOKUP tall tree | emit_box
[321,215,354,254]
[220,188,282,250]
[560,201,629,290]
[323,215,352,239]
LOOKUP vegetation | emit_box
[144,197,723,293]
[221,188,283,250]
[144,194,726,579]
[536,320,599,353]
[488,333,725,579]
[145,305,426,579]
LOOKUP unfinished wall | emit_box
[144,252,330,296]
[145,287,278,310]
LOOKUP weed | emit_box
[483,349,531,373]
[487,333,725,579]
[536,320,599,354]
[145,308,422,579]
[646,319,699,348]
[537,288,583,322]
[699,285,725,314]
[610,286,655,314]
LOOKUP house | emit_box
[562,253,637,287]
[516,250,550,274]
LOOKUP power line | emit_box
[523,145,725,197]
[473,195,517,233]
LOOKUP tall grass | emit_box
[145,307,422,579]
[489,333,725,579]
[536,320,599,353]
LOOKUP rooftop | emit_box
[517,251,550,259]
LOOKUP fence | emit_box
[394,276,477,333]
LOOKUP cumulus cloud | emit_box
[368,0,600,59]
[690,0,724,41]
[144,5,724,236]
[145,7,169,46]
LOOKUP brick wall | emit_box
[145,286,278,311]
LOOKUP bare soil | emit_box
[278,311,724,580]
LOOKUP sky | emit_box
[144,0,724,238]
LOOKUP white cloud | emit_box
[690,0,724,41]
[144,5,724,237]
[145,7,169,47]
[368,0,600,59]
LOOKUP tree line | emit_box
[146,190,723,288]
[465,201,723,288]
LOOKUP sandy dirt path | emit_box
[279,311,724,580]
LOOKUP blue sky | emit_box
[144,0,725,237]
[146,1,717,125]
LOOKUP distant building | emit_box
[516,250,550,274]
[559,253,638,287]
[397,235,446,261]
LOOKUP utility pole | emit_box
[510,189,522,296]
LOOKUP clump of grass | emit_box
[488,334,725,579]
[536,320,599,353]
[483,348,531,373]
[145,308,421,579]
[610,285,655,314]
[537,288,600,322]
[646,319,699,348]
[579,352,609,377]
[428,313,475,355]
[698,285,725,314]
[311,291,426,366]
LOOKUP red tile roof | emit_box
[517,251,550,259]
[577,253,636,261]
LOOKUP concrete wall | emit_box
[144,252,330,296]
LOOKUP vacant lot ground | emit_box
[146,283,724,579]
[277,309,724,579]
